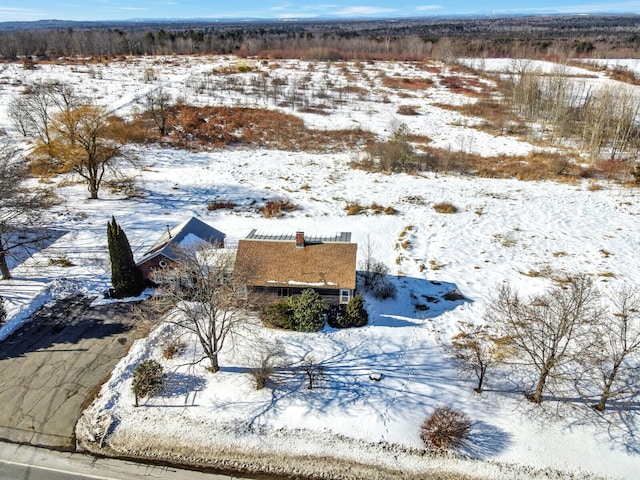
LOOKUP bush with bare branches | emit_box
[250,341,287,390]
[420,406,472,452]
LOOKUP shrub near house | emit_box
[327,295,368,328]
[261,289,325,332]
[262,292,368,331]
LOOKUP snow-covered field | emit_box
[1,56,639,479]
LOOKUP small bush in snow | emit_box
[361,259,389,290]
[372,278,397,300]
[328,296,368,328]
[162,338,186,359]
[250,341,286,390]
[420,406,472,452]
[260,199,297,218]
[261,300,294,330]
[302,355,325,390]
[397,104,419,115]
[345,202,364,216]
[443,289,466,302]
[433,202,458,214]
[132,359,164,407]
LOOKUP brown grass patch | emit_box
[48,256,75,267]
[607,66,640,86]
[168,105,372,152]
[433,202,458,214]
[381,76,434,90]
[260,199,297,218]
[207,200,238,211]
[345,202,364,216]
[432,99,519,135]
[438,75,490,96]
[337,85,368,96]
[397,104,419,115]
[352,141,588,182]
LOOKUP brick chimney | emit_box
[295,231,305,248]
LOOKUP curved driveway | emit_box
[0,294,142,450]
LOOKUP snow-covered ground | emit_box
[0,56,639,479]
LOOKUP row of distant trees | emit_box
[1,15,640,61]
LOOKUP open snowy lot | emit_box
[0,56,639,479]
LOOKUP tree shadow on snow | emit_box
[563,398,640,455]
[4,227,68,272]
[461,420,512,459]
[366,275,470,327]
[140,182,276,217]
[160,370,208,406]
[219,335,468,430]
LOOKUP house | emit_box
[136,217,226,281]
[235,230,357,305]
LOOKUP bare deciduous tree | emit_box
[144,87,173,136]
[149,246,254,373]
[449,322,510,393]
[488,275,603,403]
[37,103,121,199]
[0,142,55,280]
[301,354,324,390]
[589,285,640,412]
[8,82,80,151]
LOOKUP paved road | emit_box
[0,294,144,450]
[0,441,242,480]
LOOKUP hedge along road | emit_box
[0,294,145,450]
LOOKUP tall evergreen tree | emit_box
[107,216,144,298]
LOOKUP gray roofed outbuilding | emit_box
[136,217,226,280]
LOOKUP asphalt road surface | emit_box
[0,294,144,450]
[0,441,242,480]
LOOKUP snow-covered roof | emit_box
[235,232,357,290]
[245,229,352,243]
[136,217,226,265]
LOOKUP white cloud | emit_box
[270,2,292,11]
[0,7,44,20]
[334,6,396,15]
[276,12,320,18]
[416,5,443,11]
[495,1,640,14]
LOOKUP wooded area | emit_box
[1,15,640,61]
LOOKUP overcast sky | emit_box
[1,0,639,22]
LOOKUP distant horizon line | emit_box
[1,11,639,26]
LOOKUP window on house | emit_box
[340,289,351,304]
[278,288,290,297]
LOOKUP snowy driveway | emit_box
[0,295,142,450]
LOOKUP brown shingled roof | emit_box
[235,238,357,290]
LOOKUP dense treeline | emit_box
[1,15,640,61]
